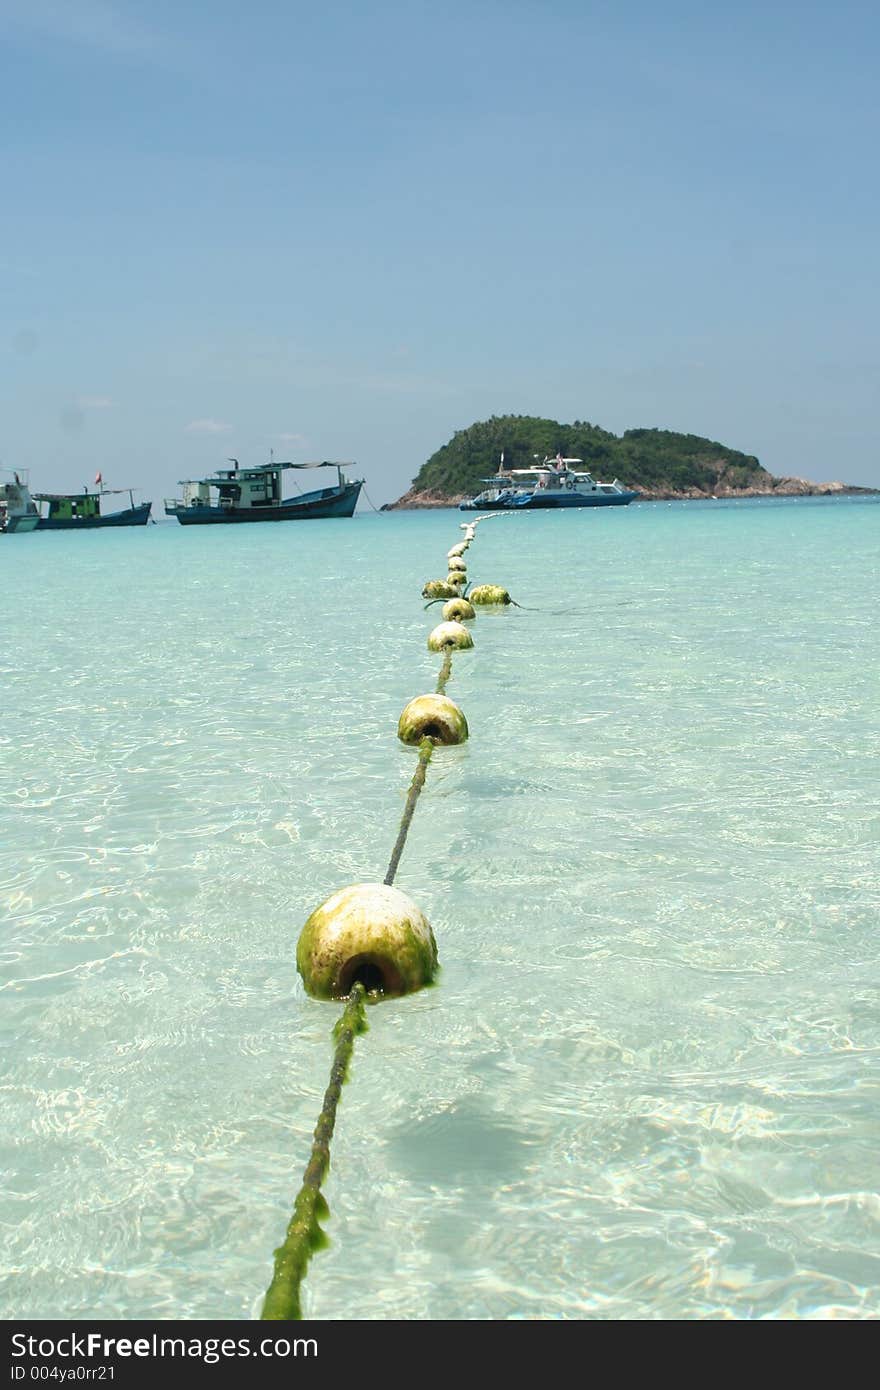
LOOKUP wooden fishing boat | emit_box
[34,484,151,529]
[164,459,363,524]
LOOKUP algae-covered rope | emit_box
[435,647,454,696]
[383,736,434,886]
[261,982,369,1321]
[261,523,488,1319]
[385,637,459,884]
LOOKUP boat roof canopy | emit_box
[177,460,355,484]
[484,464,594,479]
[33,488,135,499]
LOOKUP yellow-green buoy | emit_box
[422,579,459,599]
[442,597,475,621]
[297,882,438,999]
[469,583,511,605]
[427,620,474,651]
[398,693,468,746]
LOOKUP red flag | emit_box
[94,471,103,486]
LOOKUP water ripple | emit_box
[2,503,879,1319]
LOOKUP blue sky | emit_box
[2,0,878,502]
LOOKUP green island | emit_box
[388,415,873,506]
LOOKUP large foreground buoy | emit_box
[442,597,475,621]
[427,620,474,651]
[469,583,511,605]
[297,882,438,999]
[398,693,468,745]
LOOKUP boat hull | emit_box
[36,503,153,529]
[167,481,362,524]
[459,491,638,511]
[1,514,39,533]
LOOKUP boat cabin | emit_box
[514,458,622,495]
[0,470,40,532]
[173,460,353,512]
[179,462,287,511]
[35,491,103,522]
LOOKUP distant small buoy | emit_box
[296,882,438,1000]
[447,543,468,559]
[442,597,475,621]
[469,584,511,605]
[427,620,474,651]
[422,579,459,599]
[447,556,467,572]
[398,693,468,746]
[445,572,466,589]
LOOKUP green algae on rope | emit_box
[384,736,434,887]
[263,521,492,1319]
[261,982,368,1321]
[435,647,454,696]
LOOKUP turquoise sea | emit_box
[1,496,878,1321]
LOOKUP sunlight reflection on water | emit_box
[1,498,878,1320]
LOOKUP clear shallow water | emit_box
[1,496,878,1321]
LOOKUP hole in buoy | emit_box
[421,722,443,740]
[351,962,385,992]
[338,953,405,997]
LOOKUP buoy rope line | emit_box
[383,736,434,887]
[261,983,368,1321]
[262,510,513,1320]
[435,646,454,696]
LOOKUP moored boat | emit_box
[0,470,40,533]
[164,458,363,524]
[460,456,638,510]
[34,480,151,529]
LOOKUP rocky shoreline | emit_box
[385,478,878,508]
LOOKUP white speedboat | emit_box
[460,456,638,510]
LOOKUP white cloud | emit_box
[77,395,113,409]
[273,432,307,445]
[185,418,232,435]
